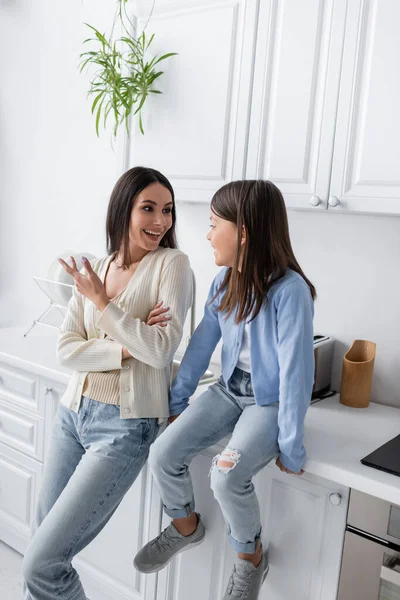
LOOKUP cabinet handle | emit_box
[328,196,340,208]
[44,386,53,395]
[310,195,321,207]
[329,493,342,506]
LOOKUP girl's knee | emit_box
[210,448,242,496]
[148,435,173,474]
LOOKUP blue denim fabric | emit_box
[149,367,279,553]
[23,397,159,600]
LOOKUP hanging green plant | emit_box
[79,0,176,137]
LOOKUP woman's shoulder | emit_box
[88,255,112,274]
[154,247,190,267]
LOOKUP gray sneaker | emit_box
[223,552,269,599]
[133,514,205,573]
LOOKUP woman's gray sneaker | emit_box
[223,552,269,599]
[133,515,205,573]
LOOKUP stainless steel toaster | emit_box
[312,335,335,401]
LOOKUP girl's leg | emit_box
[148,379,242,522]
[23,399,158,600]
[209,400,279,554]
[134,379,243,574]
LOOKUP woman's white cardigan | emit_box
[57,247,193,419]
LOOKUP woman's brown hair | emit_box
[211,179,316,323]
[106,166,178,267]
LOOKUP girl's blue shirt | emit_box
[169,268,315,473]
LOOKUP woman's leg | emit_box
[23,399,158,600]
[32,404,85,534]
[209,400,279,554]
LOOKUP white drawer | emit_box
[0,398,45,461]
[0,442,42,553]
[0,362,42,414]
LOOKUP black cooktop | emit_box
[361,434,400,477]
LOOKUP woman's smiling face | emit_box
[129,182,174,252]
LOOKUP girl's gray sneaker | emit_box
[223,552,269,599]
[133,514,205,573]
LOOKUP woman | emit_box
[134,180,315,600]
[22,166,193,600]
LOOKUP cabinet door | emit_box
[329,0,400,214]
[257,465,349,600]
[128,0,260,203]
[247,0,347,211]
[0,442,42,554]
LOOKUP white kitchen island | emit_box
[1,326,400,600]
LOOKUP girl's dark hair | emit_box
[211,179,316,323]
[106,166,177,267]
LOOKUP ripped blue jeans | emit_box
[149,367,279,553]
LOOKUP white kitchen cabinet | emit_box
[129,0,260,203]
[128,0,400,216]
[247,0,348,211]
[257,465,349,600]
[155,446,349,600]
[329,0,400,214]
[0,442,42,554]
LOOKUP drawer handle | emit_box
[44,386,53,395]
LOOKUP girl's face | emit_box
[207,211,239,268]
[129,183,173,252]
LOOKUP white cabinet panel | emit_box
[329,0,400,214]
[0,360,42,414]
[130,0,260,202]
[0,443,42,553]
[258,466,348,600]
[247,0,347,210]
[0,398,45,460]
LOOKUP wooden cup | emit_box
[340,340,376,408]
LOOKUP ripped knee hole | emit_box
[210,448,241,475]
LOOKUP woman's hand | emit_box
[146,301,171,327]
[58,256,109,312]
[275,457,304,476]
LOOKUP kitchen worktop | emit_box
[1,325,400,506]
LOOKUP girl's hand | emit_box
[146,301,171,327]
[275,457,304,476]
[58,256,109,312]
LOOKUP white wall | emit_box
[0,1,120,325]
[1,2,399,407]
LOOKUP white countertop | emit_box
[303,396,400,505]
[1,326,400,506]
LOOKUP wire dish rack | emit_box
[24,277,73,337]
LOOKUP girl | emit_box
[22,166,193,600]
[134,180,315,600]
